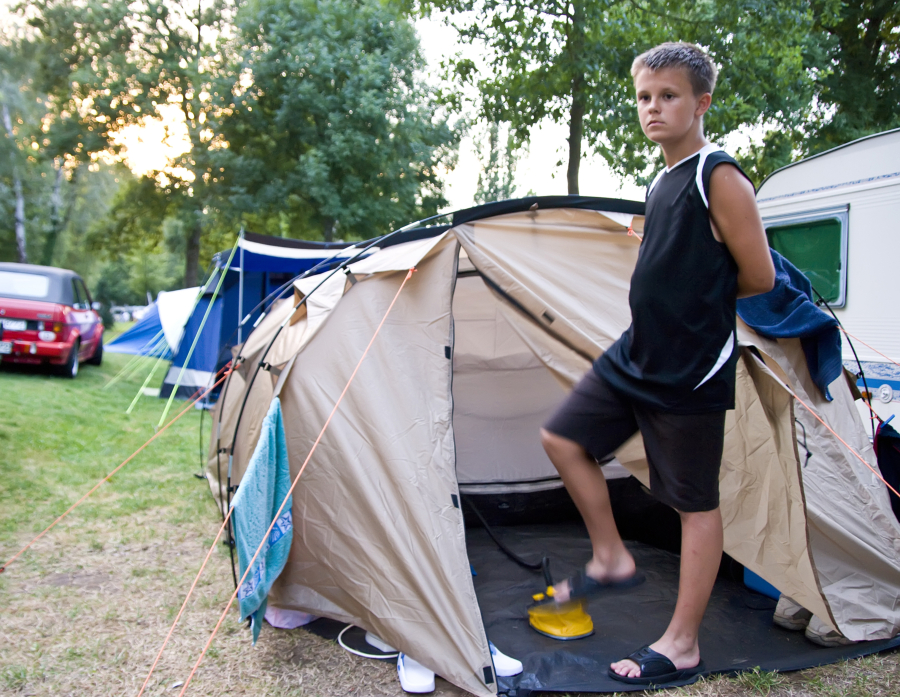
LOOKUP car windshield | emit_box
[0,270,53,300]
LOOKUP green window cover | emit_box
[766,218,843,303]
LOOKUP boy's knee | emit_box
[541,428,579,460]
[540,428,561,453]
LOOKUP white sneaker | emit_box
[805,614,855,647]
[773,595,812,631]
[397,652,435,694]
[365,632,396,653]
[489,641,523,677]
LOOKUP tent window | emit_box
[764,207,848,307]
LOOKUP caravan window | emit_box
[763,207,848,307]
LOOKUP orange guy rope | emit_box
[135,507,235,697]
[0,369,231,574]
[627,226,643,242]
[839,326,900,371]
[177,268,416,697]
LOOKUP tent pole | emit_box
[212,243,362,523]
[103,328,166,389]
[220,212,451,587]
[237,227,244,346]
[125,351,167,414]
[157,235,241,429]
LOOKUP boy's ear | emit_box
[696,92,712,117]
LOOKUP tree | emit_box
[473,122,518,204]
[810,1,900,149]
[724,1,899,181]
[212,0,458,240]
[430,0,815,190]
[23,0,240,285]
[0,37,39,262]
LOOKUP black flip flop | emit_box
[559,568,645,603]
[607,645,705,686]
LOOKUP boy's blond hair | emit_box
[631,42,718,96]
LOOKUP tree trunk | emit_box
[185,218,202,287]
[1,103,27,263]
[41,160,65,266]
[323,217,338,242]
[13,175,26,263]
[567,91,585,195]
[565,0,585,195]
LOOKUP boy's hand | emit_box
[708,164,776,298]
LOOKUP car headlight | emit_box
[38,331,56,341]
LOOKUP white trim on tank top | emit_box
[646,143,723,199]
[694,330,735,390]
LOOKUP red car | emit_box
[0,262,104,377]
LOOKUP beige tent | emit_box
[207,198,900,696]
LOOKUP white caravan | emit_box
[756,128,900,428]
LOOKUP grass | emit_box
[0,328,897,696]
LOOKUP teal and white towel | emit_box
[231,397,293,644]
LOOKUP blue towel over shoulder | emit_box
[737,249,842,401]
[231,397,293,644]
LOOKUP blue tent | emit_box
[160,232,365,400]
[106,301,172,359]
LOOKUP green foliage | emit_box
[735,1,900,181]
[17,0,242,284]
[806,0,900,153]
[431,0,818,189]
[474,122,518,204]
[213,0,458,240]
[735,128,800,185]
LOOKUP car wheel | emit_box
[56,340,80,378]
[87,335,103,366]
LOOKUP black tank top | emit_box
[595,145,748,413]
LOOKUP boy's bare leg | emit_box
[540,429,636,601]
[611,507,723,675]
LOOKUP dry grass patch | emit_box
[1,510,468,696]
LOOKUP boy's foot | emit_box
[610,638,700,681]
[608,644,704,686]
[552,554,638,603]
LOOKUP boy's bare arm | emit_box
[708,164,776,298]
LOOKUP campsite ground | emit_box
[0,331,897,697]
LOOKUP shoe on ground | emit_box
[805,614,855,647]
[490,641,523,677]
[773,595,812,631]
[397,652,435,693]
[365,631,396,653]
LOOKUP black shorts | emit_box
[543,369,725,512]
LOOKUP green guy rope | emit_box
[156,234,241,428]
[103,329,166,389]
[126,351,167,414]
[122,263,217,411]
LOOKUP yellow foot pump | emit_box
[528,585,595,640]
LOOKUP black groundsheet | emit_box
[302,522,900,695]
[467,523,900,695]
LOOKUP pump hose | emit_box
[461,495,553,585]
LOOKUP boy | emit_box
[540,42,775,686]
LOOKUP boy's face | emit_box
[634,66,711,147]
